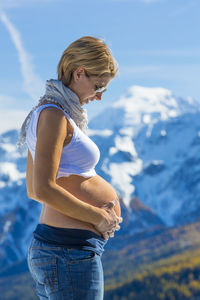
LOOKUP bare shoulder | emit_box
[37,106,67,137]
[33,106,68,185]
[38,106,66,125]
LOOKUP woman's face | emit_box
[69,67,112,106]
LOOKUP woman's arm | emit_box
[26,150,40,200]
[29,107,121,233]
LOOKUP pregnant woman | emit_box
[18,36,122,300]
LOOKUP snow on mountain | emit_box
[89,86,200,225]
[0,85,199,272]
[133,112,200,225]
[0,130,41,270]
[89,86,198,132]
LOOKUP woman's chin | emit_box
[81,97,95,105]
[80,99,88,105]
[83,99,90,104]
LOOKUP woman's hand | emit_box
[94,198,123,240]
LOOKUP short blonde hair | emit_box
[57,36,118,86]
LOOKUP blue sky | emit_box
[0,0,199,133]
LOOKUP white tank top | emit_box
[26,104,100,178]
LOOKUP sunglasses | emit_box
[85,71,107,94]
[94,85,107,94]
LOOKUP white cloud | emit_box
[0,95,17,106]
[0,12,43,100]
[0,109,28,133]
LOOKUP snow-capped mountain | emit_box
[0,85,199,272]
[89,86,200,225]
[0,130,42,271]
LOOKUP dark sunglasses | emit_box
[94,85,107,94]
[85,71,107,94]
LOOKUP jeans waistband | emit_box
[33,223,107,256]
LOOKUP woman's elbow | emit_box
[32,181,53,202]
[26,187,43,203]
[26,189,34,199]
[26,182,37,200]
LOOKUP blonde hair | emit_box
[57,36,118,86]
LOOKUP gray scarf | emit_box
[17,79,88,153]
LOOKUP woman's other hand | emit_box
[94,198,123,240]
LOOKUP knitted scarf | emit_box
[17,79,88,153]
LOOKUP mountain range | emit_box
[0,85,200,298]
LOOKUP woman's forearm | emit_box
[32,182,103,226]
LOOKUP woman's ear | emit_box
[73,67,85,81]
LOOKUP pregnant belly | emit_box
[39,174,121,234]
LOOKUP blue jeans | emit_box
[27,237,104,299]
